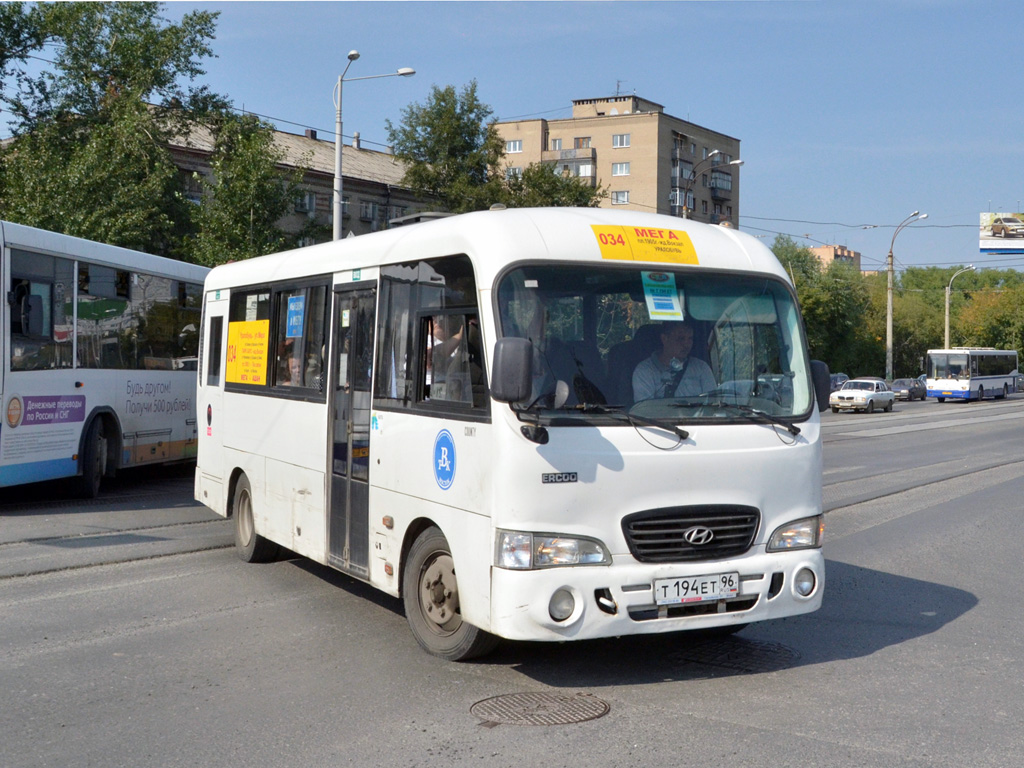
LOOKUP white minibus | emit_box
[195,208,830,659]
[2,221,208,496]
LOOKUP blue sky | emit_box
[168,1,1023,272]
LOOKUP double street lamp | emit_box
[677,149,743,220]
[945,265,975,349]
[333,50,415,240]
[885,210,928,381]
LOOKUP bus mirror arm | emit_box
[811,360,830,413]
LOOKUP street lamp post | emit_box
[885,210,928,381]
[677,149,743,220]
[945,265,975,349]
[333,51,415,240]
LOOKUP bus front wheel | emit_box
[403,526,498,661]
[233,474,280,563]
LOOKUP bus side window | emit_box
[206,316,223,387]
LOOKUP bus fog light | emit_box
[549,589,575,621]
[794,568,816,597]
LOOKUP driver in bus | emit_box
[632,320,716,401]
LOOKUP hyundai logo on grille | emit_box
[683,526,715,545]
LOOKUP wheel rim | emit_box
[237,489,254,547]
[417,552,462,636]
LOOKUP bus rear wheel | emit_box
[403,526,498,661]
[74,418,107,499]
[233,474,280,563]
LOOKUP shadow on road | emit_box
[477,559,976,684]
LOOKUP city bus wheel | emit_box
[233,474,279,563]
[403,526,499,661]
[977,387,984,402]
[938,397,945,403]
[1001,384,1009,399]
[74,418,107,499]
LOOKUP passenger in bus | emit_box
[632,320,716,401]
[280,354,303,386]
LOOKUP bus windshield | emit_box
[929,353,969,380]
[496,264,812,422]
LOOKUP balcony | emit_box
[541,147,597,163]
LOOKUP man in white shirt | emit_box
[632,321,716,401]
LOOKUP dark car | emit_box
[891,377,926,401]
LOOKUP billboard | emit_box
[980,212,1024,253]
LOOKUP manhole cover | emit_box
[669,637,800,673]
[471,692,610,726]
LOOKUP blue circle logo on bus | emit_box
[433,429,456,490]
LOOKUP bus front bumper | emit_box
[487,548,824,642]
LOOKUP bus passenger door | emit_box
[328,285,376,577]
[197,293,228,514]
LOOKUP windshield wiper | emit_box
[683,400,801,436]
[571,402,689,440]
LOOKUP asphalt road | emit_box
[2,398,1023,767]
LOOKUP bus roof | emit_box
[203,207,788,292]
[1,220,209,283]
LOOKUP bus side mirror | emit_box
[811,360,830,412]
[491,337,533,403]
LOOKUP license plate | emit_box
[654,572,739,605]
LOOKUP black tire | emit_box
[884,400,893,412]
[866,400,875,414]
[74,418,107,499]
[1000,384,1008,399]
[938,397,945,403]
[403,526,498,661]
[977,386,984,402]
[831,406,839,413]
[233,474,280,563]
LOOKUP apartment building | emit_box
[169,126,427,242]
[495,95,741,225]
[810,244,862,271]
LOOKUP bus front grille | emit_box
[622,505,760,563]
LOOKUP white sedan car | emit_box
[829,378,895,413]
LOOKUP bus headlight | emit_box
[495,530,611,569]
[766,515,824,552]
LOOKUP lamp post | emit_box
[885,210,928,381]
[677,149,743,220]
[945,265,975,349]
[333,51,415,240]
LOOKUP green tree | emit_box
[0,2,292,262]
[188,113,305,266]
[387,80,603,212]
[771,236,872,375]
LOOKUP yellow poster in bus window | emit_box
[226,320,270,386]
[591,225,699,264]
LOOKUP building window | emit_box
[611,191,629,205]
[612,133,630,148]
[505,167,522,180]
[703,147,710,159]
[506,139,522,154]
[701,200,708,214]
[578,163,594,178]
[691,143,697,155]
[550,138,562,151]
[612,162,630,177]
[574,137,591,149]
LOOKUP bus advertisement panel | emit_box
[196,208,830,659]
[1,221,209,495]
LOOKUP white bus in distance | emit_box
[926,347,1018,401]
[195,207,831,660]
[2,221,208,496]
